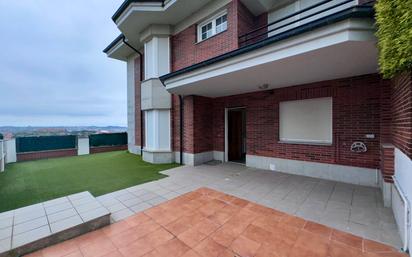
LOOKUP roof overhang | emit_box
[103,35,137,61]
[161,8,378,98]
[104,0,215,61]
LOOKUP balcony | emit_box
[238,0,369,47]
[161,1,377,98]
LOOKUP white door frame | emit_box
[224,107,246,163]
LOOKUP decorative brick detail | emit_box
[380,144,395,183]
[90,145,128,154]
[390,71,412,159]
[17,149,77,162]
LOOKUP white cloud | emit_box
[0,0,127,126]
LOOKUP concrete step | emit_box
[0,192,110,257]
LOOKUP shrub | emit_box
[375,0,412,78]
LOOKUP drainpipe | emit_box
[179,95,184,165]
[122,36,144,156]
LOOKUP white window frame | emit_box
[197,10,228,43]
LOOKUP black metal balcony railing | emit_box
[238,0,371,47]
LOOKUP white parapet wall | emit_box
[77,138,90,156]
[246,154,379,187]
[5,139,16,164]
[0,140,5,172]
[392,148,412,252]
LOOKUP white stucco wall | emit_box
[77,138,90,155]
[5,139,16,164]
[0,140,5,172]
[393,148,412,251]
[144,36,170,79]
[127,55,138,154]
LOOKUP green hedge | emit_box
[16,135,77,153]
[89,133,127,147]
[375,0,412,78]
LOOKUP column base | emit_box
[128,145,142,155]
[143,149,174,164]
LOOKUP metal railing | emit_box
[238,0,361,47]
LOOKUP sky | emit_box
[0,0,127,127]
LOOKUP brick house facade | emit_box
[105,0,412,215]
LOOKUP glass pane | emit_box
[216,14,227,33]
[202,32,208,40]
[200,22,213,40]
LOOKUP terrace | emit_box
[0,155,406,257]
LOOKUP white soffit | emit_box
[164,19,378,98]
[240,0,289,15]
[106,40,135,61]
[116,0,214,46]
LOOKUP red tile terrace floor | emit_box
[26,188,407,257]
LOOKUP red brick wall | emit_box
[134,56,144,148]
[390,71,412,159]
[237,1,268,46]
[90,145,127,154]
[193,96,214,153]
[172,95,181,153]
[380,144,395,183]
[171,2,238,72]
[17,149,77,162]
[207,74,384,169]
[170,0,268,72]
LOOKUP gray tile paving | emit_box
[0,191,110,255]
[130,202,152,213]
[79,207,110,222]
[111,208,134,223]
[12,225,51,248]
[50,215,83,233]
[0,163,403,253]
[14,216,48,235]
[96,163,403,249]
[0,218,12,231]
[0,227,12,240]
[0,237,11,252]
[47,208,77,224]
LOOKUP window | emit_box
[279,97,332,144]
[215,14,227,33]
[198,11,227,42]
[201,22,213,41]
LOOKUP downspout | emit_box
[122,36,144,156]
[179,95,184,165]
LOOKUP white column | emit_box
[144,36,170,79]
[145,110,171,151]
[140,26,173,164]
[127,55,140,154]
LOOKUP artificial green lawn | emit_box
[0,151,179,212]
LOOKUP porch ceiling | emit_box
[163,18,379,98]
